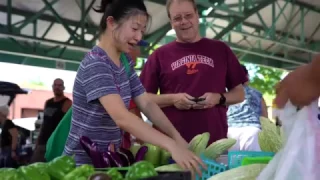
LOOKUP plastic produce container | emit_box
[241,156,273,166]
[228,151,275,169]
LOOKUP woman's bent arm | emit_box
[99,94,175,151]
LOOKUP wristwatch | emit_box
[218,93,226,106]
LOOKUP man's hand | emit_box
[173,93,196,110]
[193,93,221,109]
[275,65,320,108]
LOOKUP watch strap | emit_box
[218,93,226,105]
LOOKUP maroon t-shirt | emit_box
[140,38,246,144]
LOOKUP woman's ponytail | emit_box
[93,0,113,13]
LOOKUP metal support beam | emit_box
[0,0,98,70]
[214,0,276,39]
[0,0,319,71]
[0,0,97,50]
[142,0,320,70]
[209,24,318,55]
[141,23,172,56]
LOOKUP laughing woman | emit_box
[63,0,205,174]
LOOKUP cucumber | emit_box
[204,138,236,160]
[188,132,210,155]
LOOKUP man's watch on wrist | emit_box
[218,93,226,106]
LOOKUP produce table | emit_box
[0,156,191,180]
[1,118,282,180]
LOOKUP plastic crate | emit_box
[165,155,227,180]
[228,151,275,169]
[95,168,192,180]
[196,155,227,180]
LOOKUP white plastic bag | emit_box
[257,101,320,180]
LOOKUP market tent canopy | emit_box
[0,0,320,71]
[0,81,28,106]
[12,117,37,131]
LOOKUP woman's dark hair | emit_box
[93,0,149,33]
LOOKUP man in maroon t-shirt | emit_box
[140,0,247,144]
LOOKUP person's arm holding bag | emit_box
[275,55,320,108]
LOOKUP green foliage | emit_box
[244,64,285,96]
[21,78,46,89]
[29,80,45,86]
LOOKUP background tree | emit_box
[244,63,287,105]
[245,63,285,95]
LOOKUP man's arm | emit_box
[36,100,49,145]
[62,99,72,113]
[140,51,175,108]
[9,126,19,151]
[224,84,245,105]
[224,43,247,105]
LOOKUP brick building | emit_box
[8,89,72,120]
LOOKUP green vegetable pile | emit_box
[0,156,157,180]
[204,117,286,180]
[0,156,80,180]
[129,143,171,167]
[0,118,285,180]
[155,118,285,180]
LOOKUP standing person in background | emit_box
[139,0,246,144]
[227,65,268,151]
[31,78,72,162]
[64,0,205,174]
[0,105,19,168]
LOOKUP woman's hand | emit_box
[168,144,206,177]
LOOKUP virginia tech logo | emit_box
[171,55,214,75]
[185,62,199,75]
